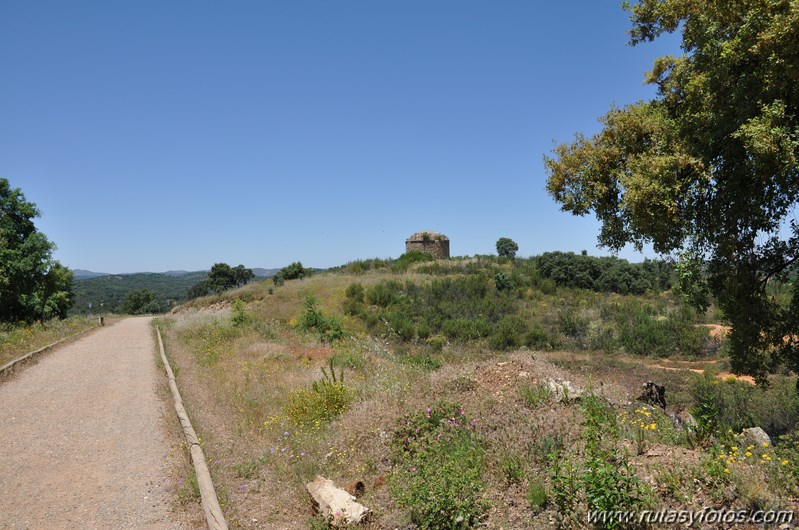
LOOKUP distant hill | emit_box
[252,268,280,278]
[72,271,208,314]
[72,269,110,279]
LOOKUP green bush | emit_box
[494,271,514,292]
[525,323,557,350]
[558,309,588,338]
[616,308,708,357]
[345,282,365,302]
[285,360,353,426]
[392,250,435,272]
[298,296,345,343]
[442,318,491,341]
[690,372,799,439]
[230,299,252,327]
[365,281,402,307]
[390,402,486,529]
[549,393,651,528]
[489,315,529,350]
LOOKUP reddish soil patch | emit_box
[698,323,731,340]
[288,345,334,360]
[648,362,756,385]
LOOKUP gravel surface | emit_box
[0,317,186,529]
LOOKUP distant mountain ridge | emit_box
[72,268,278,279]
[70,267,280,315]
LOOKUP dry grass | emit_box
[0,316,99,368]
[159,270,799,529]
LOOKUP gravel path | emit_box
[0,317,185,529]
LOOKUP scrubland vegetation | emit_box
[160,253,799,529]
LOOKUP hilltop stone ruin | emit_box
[405,230,450,259]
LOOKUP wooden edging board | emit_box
[0,323,99,377]
[155,327,229,530]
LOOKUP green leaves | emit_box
[0,178,73,322]
[545,1,799,380]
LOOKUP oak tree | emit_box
[544,0,799,383]
[0,178,74,322]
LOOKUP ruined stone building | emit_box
[405,230,450,259]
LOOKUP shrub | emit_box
[558,309,588,338]
[345,282,365,302]
[298,296,345,343]
[365,281,402,307]
[392,250,435,272]
[525,323,557,350]
[230,299,252,327]
[690,372,799,439]
[273,261,310,285]
[616,308,708,357]
[489,315,529,350]
[285,359,353,426]
[494,271,514,292]
[550,393,651,528]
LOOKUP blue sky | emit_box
[1,1,681,272]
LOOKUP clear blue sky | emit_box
[1,1,681,273]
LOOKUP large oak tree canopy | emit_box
[544,0,799,382]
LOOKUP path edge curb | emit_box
[156,326,229,530]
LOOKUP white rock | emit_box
[306,475,368,525]
[544,378,584,402]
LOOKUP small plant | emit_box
[285,359,353,426]
[519,382,551,409]
[233,458,262,479]
[299,296,345,343]
[494,271,514,292]
[498,451,526,484]
[176,470,201,504]
[619,405,659,455]
[526,478,548,512]
[230,299,252,327]
[390,402,486,529]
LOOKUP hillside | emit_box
[159,253,799,529]
[72,272,208,314]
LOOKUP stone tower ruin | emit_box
[405,230,450,259]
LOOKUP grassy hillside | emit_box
[160,254,799,529]
[72,272,208,314]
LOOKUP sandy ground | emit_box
[0,317,188,529]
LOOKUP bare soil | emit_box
[0,317,197,529]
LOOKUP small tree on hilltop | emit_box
[496,237,519,259]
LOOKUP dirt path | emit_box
[0,317,187,529]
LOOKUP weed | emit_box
[299,296,345,344]
[176,470,201,504]
[231,299,253,327]
[233,458,263,479]
[526,478,548,512]
[519,382,551,409]
[498,451,525,484]
[285,359,354,426]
